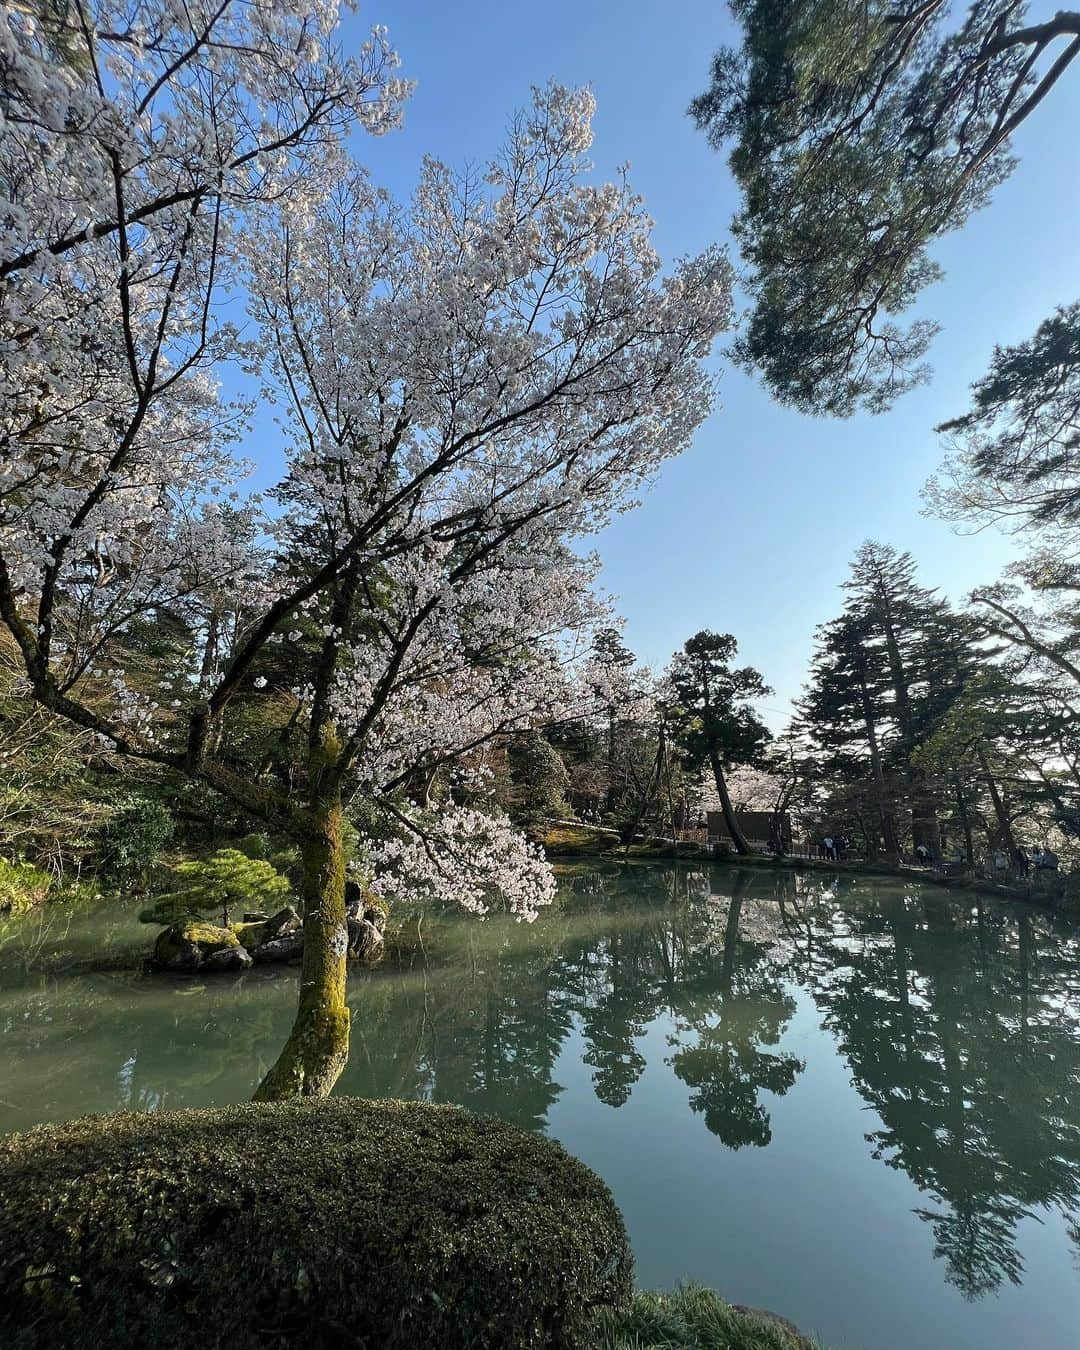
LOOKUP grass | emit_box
[623,840,713,860]
[541,823,621,856]
[590,1287,817,1350]
[540,825,711,861]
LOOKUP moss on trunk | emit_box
[253,789,350,1101]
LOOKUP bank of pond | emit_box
[3,862,1080,1349]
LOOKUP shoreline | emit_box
[541,824,1075,910]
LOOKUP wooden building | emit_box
[706,810,792,851]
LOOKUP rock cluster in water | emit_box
[149,889,385,973]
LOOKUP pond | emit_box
[2,862,1079,1350]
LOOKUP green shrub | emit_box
[269,844,303,888]
[96,794,173,886]
[589,1285,817,1350]
[0,858,52,914]
[509,729,572,828]
[236,831,270,860]
[0,1097,631,1350]
[138,847,293,926]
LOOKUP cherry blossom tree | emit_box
[2,2,734,1097]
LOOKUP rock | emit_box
[345,887,387,963]
[250,928,305,963]
[203,945,253,972]
[150,898,384,972]
[347,916,384,961]
[263,905,302,939]
[152,921,242,973]
[231,918,269,949]
[345,884,387,924]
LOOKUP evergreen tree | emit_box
[507,731,571,831]
[691,0,1080,415]
[800,542,984,860]
[667,632,771,855]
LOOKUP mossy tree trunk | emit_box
[254,727,350,1102]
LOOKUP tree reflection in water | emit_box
[788,880,1080,1299]
[353,864,1080,1299]
[4,862,1080,1301]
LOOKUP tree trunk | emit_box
[953,775,974,868]
[710,749,750,854]
[877,593,941,860]
[769,792,787,855]
[911,797,942,860]
[621,735,662,851]
[254,787,350,1101]
[856,656,900,861]
[605,705,618,814]
[975,741,1023,870]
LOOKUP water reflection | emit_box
[4,863,1080,1307]
[792,885,1080,1299]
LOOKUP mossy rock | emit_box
[0,1097,632,1349]
[152,920,243,972]
[183,921,239,948]
[231,918,270,949]
[345,878,387,919]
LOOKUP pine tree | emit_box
[667,632,771,855]
[800,542,985,860]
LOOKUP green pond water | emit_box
[2,862,1080,1350]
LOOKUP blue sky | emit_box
[314,1,1080,726]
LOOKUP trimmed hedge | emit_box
[0,1097,631,1349]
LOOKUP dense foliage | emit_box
[0,1097,631,1350]
[95,794,174,887]
[692,0,1080,414]
[794,541,1077,865]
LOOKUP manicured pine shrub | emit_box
[138,848,294,927]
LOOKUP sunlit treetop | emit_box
[691,0,1080,416]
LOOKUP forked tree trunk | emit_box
[254,788,350,1101]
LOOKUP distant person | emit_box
[823,835,835,861]
[1039,848,1060,873]
[915,843,930,865]
[992,850,1007,873]
[1016,847,1030,877]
